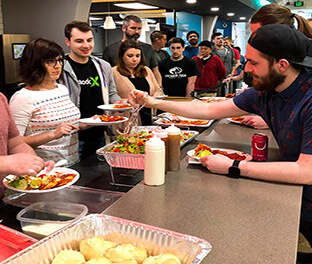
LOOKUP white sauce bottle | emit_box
[144,136,165,186]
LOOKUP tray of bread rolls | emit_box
[3,214,211,264]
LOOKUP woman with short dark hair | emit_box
[10,38,81,166]
[113,40,163,125]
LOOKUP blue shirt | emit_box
[183,46,199,58]
[233,70,312,221]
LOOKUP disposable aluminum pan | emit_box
[97,128,199,170]
[4,214,212,264]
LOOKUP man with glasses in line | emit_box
[62,21,122,159]
[102,15,162,86]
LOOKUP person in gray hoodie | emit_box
[62,21,123,159]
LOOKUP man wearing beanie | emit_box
[130,24,312,256]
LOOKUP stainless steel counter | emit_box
[103,120,302,264]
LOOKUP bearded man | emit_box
[102,15,161,85]
[129,24,312,247]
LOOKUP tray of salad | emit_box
[97,126,198,169]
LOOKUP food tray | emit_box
[102,146,145,170]
[96,128,198,169]
[3,214,211,264]
[155,113,214,128]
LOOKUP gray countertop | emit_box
[104,120,302,264]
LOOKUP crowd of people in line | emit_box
[2,3,312,262]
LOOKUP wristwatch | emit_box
[228,160,241,178]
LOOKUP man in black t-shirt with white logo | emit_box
[159,37,200,97]
[62,21,122,159]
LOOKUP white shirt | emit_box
[10,84,80,166]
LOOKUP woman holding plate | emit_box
[113,40,163,125]
[10,38,81,166]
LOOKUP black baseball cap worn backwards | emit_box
[248,24,312,67]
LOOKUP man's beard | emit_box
[189,39,198,45]
[125,31,140,41]
[252,67,286,92]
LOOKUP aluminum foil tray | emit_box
[103,148,145,170]
[4,214,211,264]
[97,127,198,169]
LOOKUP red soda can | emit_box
[251,133,268,161]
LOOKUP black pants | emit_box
[79,136,106,160]
[300,220,312,246]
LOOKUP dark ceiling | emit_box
[139,0,257,22]
[90,0,259,22]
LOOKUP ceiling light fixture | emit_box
[114,3,158,9]
[103,16,116,29]
[259,0,271,6]
[239,17,246,20]
[210,7,219,11]
[186,0,197,3]
[227,13,235,16]
[103,3,116,29]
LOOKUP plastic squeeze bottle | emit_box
[144,136,165,186]
[166,124,181,171]
[152,128,168,174]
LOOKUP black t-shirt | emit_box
[159,56,200,96]
[128,77,152,125]
[66,56,105,140]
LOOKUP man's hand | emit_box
[200,154,233,175]
[1,153,46,176]
[52,123,79,139]
[241,116,269,130]
[222,77,232,84]
[129,90,150,106]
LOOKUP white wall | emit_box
[2,0,91,51]
[232,22,247,55]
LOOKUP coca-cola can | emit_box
[251,133,268,161]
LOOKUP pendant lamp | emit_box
[103,16,116,29]
[103,3,116,29]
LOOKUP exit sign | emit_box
[294,1,304,7]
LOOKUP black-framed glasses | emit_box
[46,58,64,67]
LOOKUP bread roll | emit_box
[105,245,136,263]
[80,236,117,260]
[87,256,112,264]
[52,249,85,264]
[119,244,147,264]
[142,253,181,264]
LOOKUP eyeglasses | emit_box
[46,58,64,67]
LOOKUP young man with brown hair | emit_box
[62,20,121,159]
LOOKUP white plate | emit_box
[155,113,214,128]
[198,97,227,103]
[79,116,128,126]
[155,95,168,99]
[187,148,252,161]
[227,117,244,125]
[3,167,80,193]
[97,104,133,111]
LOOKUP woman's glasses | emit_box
[46,58,64,67]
